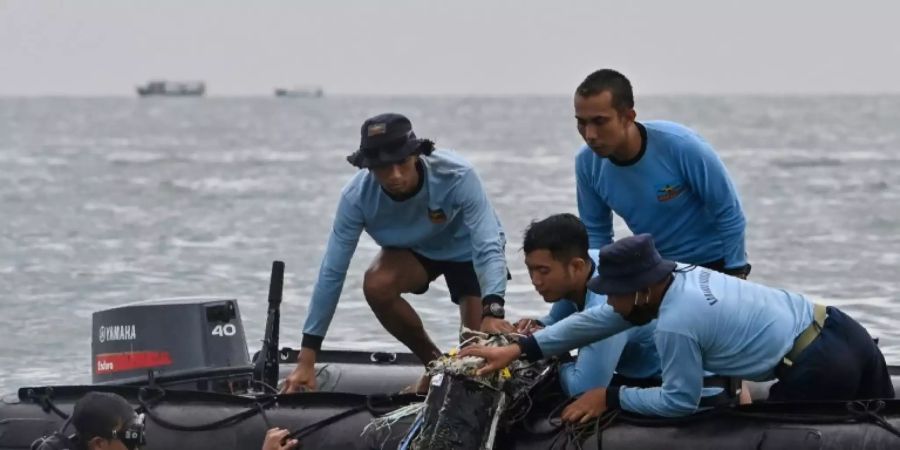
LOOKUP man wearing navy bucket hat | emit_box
[461,234,893,419]
[283,113,512,394]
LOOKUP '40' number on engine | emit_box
[211,324,237,337]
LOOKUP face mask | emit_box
[624,289,654,325]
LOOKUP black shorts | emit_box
[410,251,508,304]
[769,306,894,401]
[699,258,752,279]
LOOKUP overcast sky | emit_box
[1,0,899,96]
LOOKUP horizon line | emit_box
[3,91,900,98]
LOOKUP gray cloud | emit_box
[1,0,898,96]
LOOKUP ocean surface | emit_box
[1,95,899,393]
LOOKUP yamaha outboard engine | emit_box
[91,296,253,393]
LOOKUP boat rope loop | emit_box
[285,405,368,441]
[133,386,418,438]
[256,400,273,429]
[138,388,416,439]
[285,393,414,441]
[846,400,900,440]
[544,398,900,447]
[28,386,418,443]
[553,409,620,450]
[137,387,278,432]
[26,388,70,421]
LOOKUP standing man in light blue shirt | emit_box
[461,235,894,419]
[283,113,512,394]
[573,69,750,278]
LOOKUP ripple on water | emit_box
[3,96,900,393]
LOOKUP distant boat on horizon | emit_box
[274,86,324,98]
[137,80,205,97]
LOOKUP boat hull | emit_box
[3,351,899,449]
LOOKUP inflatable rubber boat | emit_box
[1,262,899,449]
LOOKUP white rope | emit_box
[360,401,426,436]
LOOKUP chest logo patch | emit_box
[428,208,447,224]
[655,182,686,202]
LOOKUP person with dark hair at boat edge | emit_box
[572,69,750,278]
[32,392,145,450]
[261,428,298,450]
[460,234,894,420]
[282,113,513,395]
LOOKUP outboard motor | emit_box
[91,297,253,392]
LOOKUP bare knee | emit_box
[739,381,753,404]
[363,268,400,306]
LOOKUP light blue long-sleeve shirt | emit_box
[537,252,659,395]
[525,266,813,417]
[302,149,508,342]
[541,293,660,396]
[576,121,747,268]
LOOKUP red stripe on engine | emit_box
[95,351,173,374]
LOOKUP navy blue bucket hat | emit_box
[347,113,433,168]
[586,234,677,295]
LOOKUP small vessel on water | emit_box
[136,80,205,97]
[2,262,899,449]
[274,85,324,98]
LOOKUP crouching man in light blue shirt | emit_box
[461,234,893,420]
[283,113,512,394]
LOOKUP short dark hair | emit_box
[575,69,634,112]
[523,213,590,263]
[72,392,134,442]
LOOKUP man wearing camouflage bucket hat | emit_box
[461,234,893,419]
[283,113,513,394]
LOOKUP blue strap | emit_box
[398,412,426,450]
